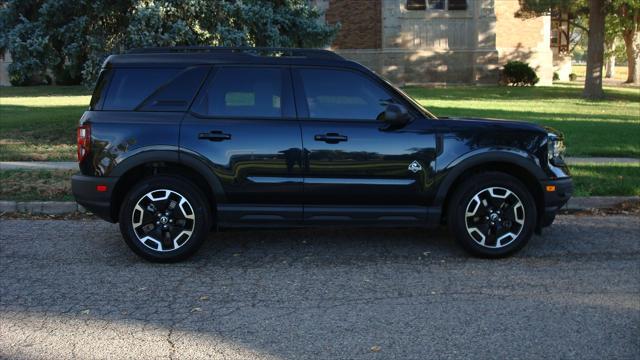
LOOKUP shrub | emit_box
[502,61,540,86]
[1,0,339,87]
[569,73,578,81]
[553,72,560,81]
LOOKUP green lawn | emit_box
[0,84,638,160]
[570,163,640,196]
[404,84,640,157]
[0,86,90,161]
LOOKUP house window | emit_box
[406,0,467,11]
[406,0,426,10]
[448,0,467,10]
[428,0,445,10]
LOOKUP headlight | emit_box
[548,134,565,161]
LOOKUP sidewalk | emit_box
[565,157,639,165]
[0,161,77,170]
[1,157,638,171]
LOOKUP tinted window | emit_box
[192,67,283,118]
[139,67,209,112]
[89,69,111,110]
[299,69,393,120]
[103,68,179,110]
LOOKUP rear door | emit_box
[180,65,303,225]
[293,67,437,223]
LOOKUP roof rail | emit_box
[127,46,344,60]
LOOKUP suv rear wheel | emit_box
[119,175,211,262]
[447,172,537,258]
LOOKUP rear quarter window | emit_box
[102,68,179,110]
[138,67,210,112]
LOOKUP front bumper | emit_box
[71,173,119,222]
[540,177,573,227]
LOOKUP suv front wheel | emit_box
[447,172,537,258]
[119,175,211,262]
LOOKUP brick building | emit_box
[312,0,571,86]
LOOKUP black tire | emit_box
[447,172,537,258]
[119,175,212,262]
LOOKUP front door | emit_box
[293,67,437,223]
[180,66,303,225]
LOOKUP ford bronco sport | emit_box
[72,47,573,262]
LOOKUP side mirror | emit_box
[381,103,411,129]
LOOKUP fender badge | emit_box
[408,161,423,173]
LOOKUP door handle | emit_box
[314,133,348,144]
[198,131,231,141]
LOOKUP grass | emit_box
[570,163,640,197]
[404,83,640,157]
[0,169,75,201]
[0,163,637,201]
[0,86,91,161]
[572,64,629,82]
[0,83,638,160]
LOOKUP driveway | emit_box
[1,215,639,359]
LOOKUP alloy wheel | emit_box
[464,186,525,249]
[131,189,196,252]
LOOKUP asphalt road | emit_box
[1,215,639,360]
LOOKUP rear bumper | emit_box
[540,177,573,227]
[71,173,119,222]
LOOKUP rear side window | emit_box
[102,68,179,110]
[297,68,393,121]
[191,67,284,118]
[138,67,209,112]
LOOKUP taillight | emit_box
[77,124,91,162]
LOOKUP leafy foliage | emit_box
[502,61,540,86]
[0,0,338,87]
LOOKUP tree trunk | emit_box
[605,48,616,78]
[605,55,616,78]
[583,0,606,99]
[623,29,640,84]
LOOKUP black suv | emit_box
[72,47,572,262]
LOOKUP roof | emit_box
[103,46,363,69]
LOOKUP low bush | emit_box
[569,73,578,81]
[502,61,540,86]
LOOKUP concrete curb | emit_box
[1,197,639,216]
[0,201,87,215]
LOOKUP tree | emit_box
[584,0,606,98]
[613,0,640,83]
[604,18,620,78]
[0,0,338,86]
[517,0,609,98]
